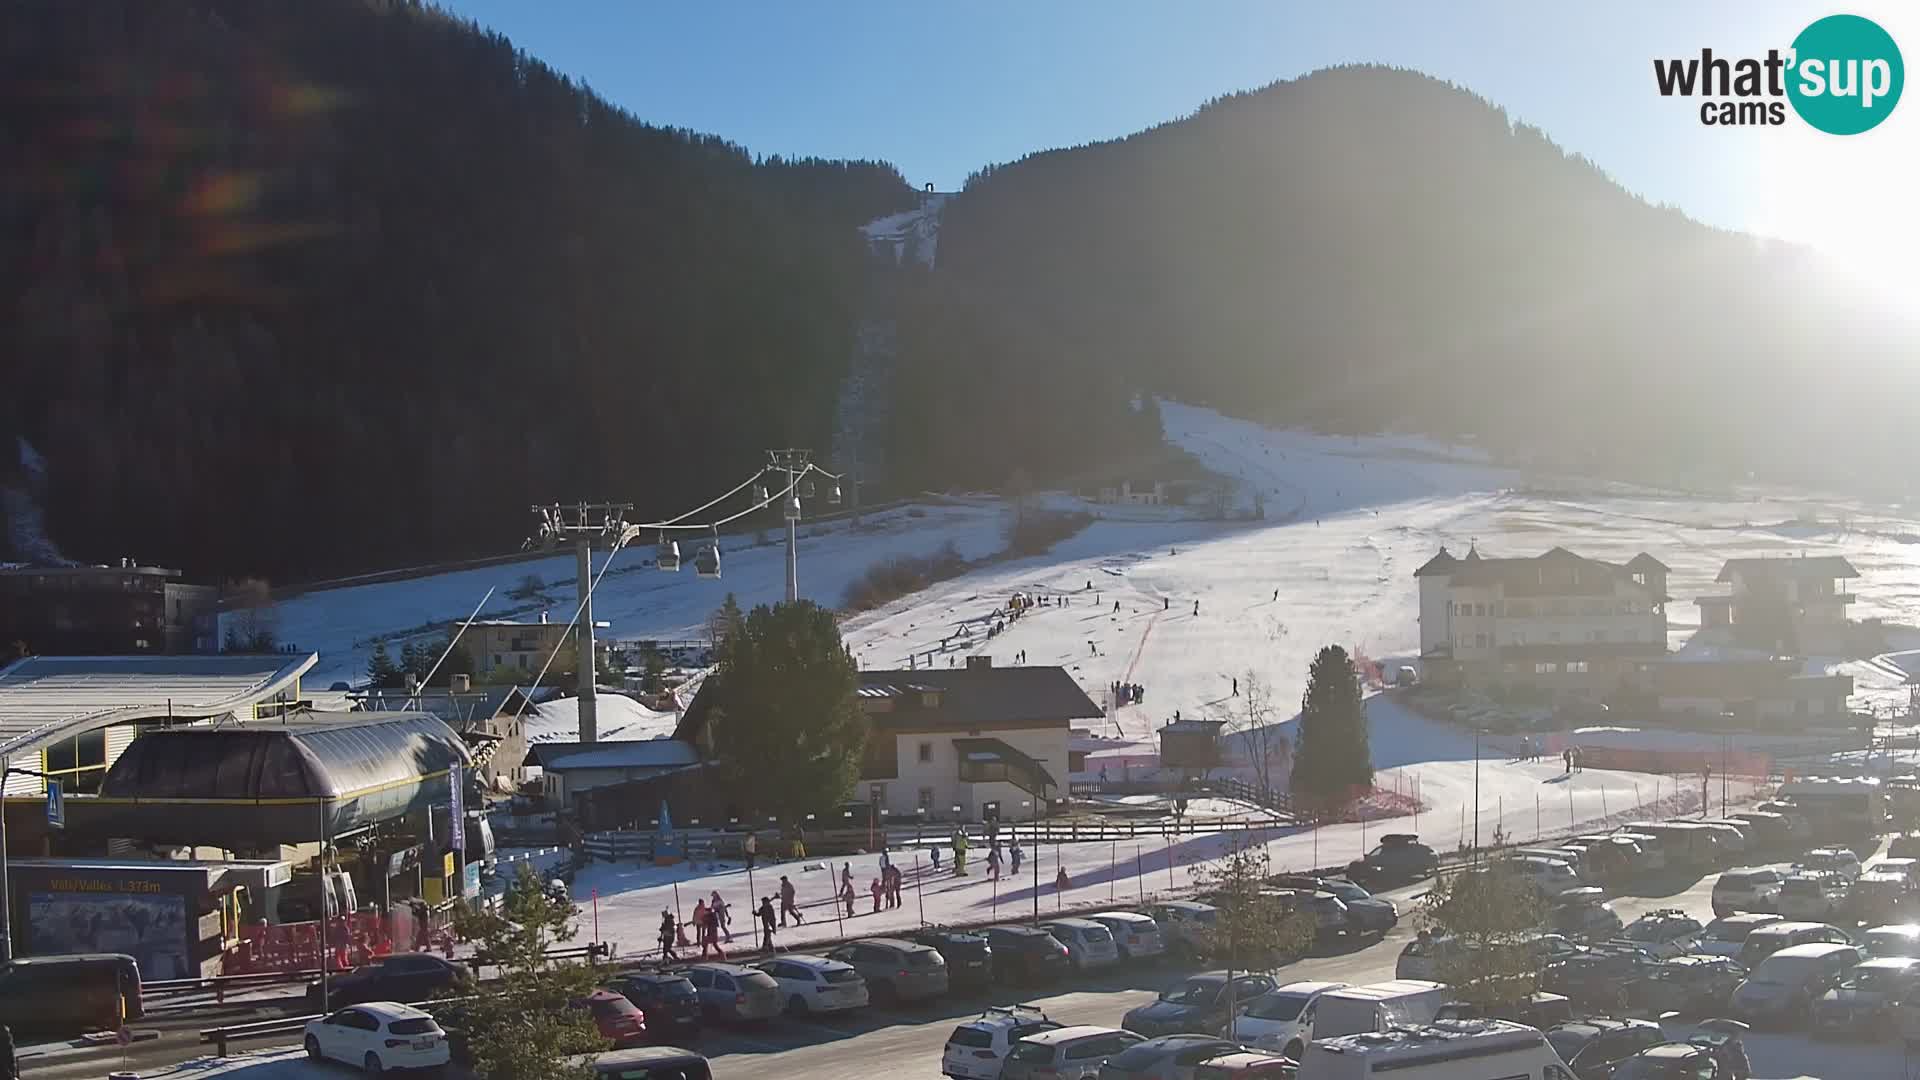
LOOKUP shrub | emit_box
[1003,510,1092,557]
[843,541,968,611]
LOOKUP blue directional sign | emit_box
[46,779,64,830]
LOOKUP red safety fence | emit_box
[223,909,456,975]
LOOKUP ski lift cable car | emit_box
[656,530,681,572]
[694,526,722,579]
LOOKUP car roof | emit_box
[768,954,850,969]
[1639,1043,1700,1059]
[1198,1051,1292,1069]
[1160,900,1217,911]
[1853,957,1920,972]
[1750,921,1835,935]
[681,961,762,975]
[621,972,691,984]
[853,937,928,951]
[1021,1024,1123,1044]
[569,1047,709,1068]
[351,1001,432,1021]
[1868,924,1920,938]
[1769,942,1858,959]
[1269,980,1348,996]
[988,924,1052,935]
[1088,910,1155,922]
[1042,917,1106,929]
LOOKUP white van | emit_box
[1613,831,1668,873]
[1300,1019,1570,1080]
[1311,980,1451,1039]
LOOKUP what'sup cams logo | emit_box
[1655,13,1903,133]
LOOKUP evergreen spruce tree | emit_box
[400,641,420,682]
[1289,644,1373,804]
[367,641,400,689]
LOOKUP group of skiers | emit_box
[656,890,734,961]
[1111,681,1146,705]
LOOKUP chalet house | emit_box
[1638,657,1853,727]
[457,617,608,677]
[1696,555,1859,652]
[1415,545,1670,698]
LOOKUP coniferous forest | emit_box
[4,8,1915,582]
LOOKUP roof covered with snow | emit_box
[1717,555,1859,582]
[523,739,701,772]
[1427,545,1668,598]
[0,652,317,758]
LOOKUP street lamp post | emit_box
[1472,727,1481,858]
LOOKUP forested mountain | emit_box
[890,66,1917,494]
[0,0,912,581]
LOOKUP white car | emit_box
[755,954,869,1015]
[1041,918,1122,970]
[1087,911,1168,961]
[942,1005,1063,1080]
[1798,848,1863,880]
[1866,857,1920,884]
[1775,874,1849,921]
[303,1001,450,1074]
[1227,980,1347,1060]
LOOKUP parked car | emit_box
[1755,799,1813,835]
[1613,910,1704,960]
[306,952,472,1011]
[1551,888,1625,942]
[1508,854,1583,897]
[1434,992,1572,1032]
[1189,1051,1296,1080]
[755,955,869,1016]
[1611,832,1668,873]
[1695,820,1753,860]
[1845,870,1912,925]
[609,973,701,1044]
[1264,889,1349,943]
[1395,932,1468,981]
[1344,834,1438,888]
[303,1001,450,1074]
[1727,810,1792,850]
[1088,911,1169,961]
[1268,876,1397,935]
[1634,955,1744,1018]
[1811,956,1920,1039]
[1889,832,1920,860]
[1544,1017,1665,1080]
[1863,923,1920,959]
[1775,874,1850,922]
[1541,950,1656,1013]
[1226,980,1347,1060]
[825,937,949,1003]
[678,962,782,1023]
[0,953,144,1038]
[1042,918,1123,971]
[983,925,1073,984]
[1098,1035,1242,1080]
[1145,901,1220,959]
[572,1047,712,1080]
[1697,913,1783,960]
[913,928,994,991]
[1561,837,1633,881]
[1867,857,1920,883]
[1608,1042,1730,1080]
[575,988,648,1048]
[1000,1026,1144,1080]
[1712,867,1785,917]
[1738,922,1854,970]
[1123,972,1278,1037]
[1730,941,1862,1028]
[943,1005,1063,1080]
[1798,848,1863,880]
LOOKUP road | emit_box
[24,870,1874,1080]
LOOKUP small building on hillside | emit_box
[458,617,608,678]
[1639,657,1853,727]
[1096,480,1168,506]
[1414,545,1670,699]
[523,739,702,806]
[0,561,218,655]
[678,655,1102,822]
[1696,555,1859,653]
[1158,719,1226,772]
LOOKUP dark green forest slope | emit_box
[0,0,912,581]
[890,66,1916,493]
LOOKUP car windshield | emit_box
[738,971,778,990]
[823,968,862,984]
[1008,1041,1055,1064]
[591,997,641,1019]
[906,950,942,967]
[1842,969,1912,992]
[1324,883,1368,901]
[659,979,698,1000]
[1164,980,1222,1005]
[1625,921,1674,941]
[1243,992,1311,1021]
[388,1018,439,1035]
[950,1027,995,1048]
[1780,880,1820,896]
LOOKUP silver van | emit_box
[1001,1025,1145,1080]
[1729,941,1861,1028]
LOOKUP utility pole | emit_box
[766,450,813,604]
[529,502,632,744]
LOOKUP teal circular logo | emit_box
[1787,14,1903,134]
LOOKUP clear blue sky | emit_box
[440,1,1915,275]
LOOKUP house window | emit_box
[869,783,886,808]
[918,787,935,810]
[1535,662,1558,674]
[44,730,108,795]
[918,742,933,763]
[1475,634,1489,648]
[518,654,528,669]
[1566,661,1590,673]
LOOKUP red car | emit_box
[577,989,647,1048]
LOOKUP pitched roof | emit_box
[523,739,701,771]
[1441,546,1663,598]
[1716,555,1859,583]
[1625,553,1671,574]
[1413,548,1459,577]
[678,663,1101,743]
